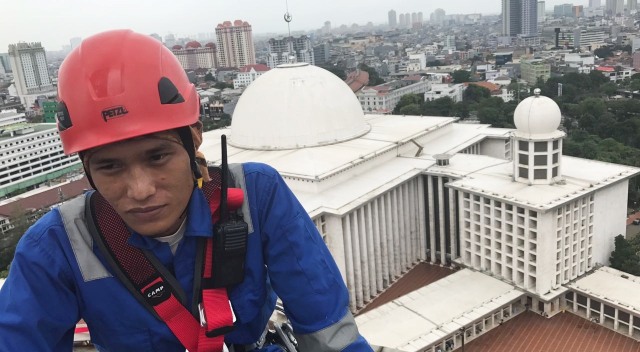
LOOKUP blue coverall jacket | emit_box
[0,162,372,352]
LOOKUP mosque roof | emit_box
[230,62,370,150]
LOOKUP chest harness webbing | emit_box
[86,164,248,352]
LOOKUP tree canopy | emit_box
[358,63,385,86]
[451,70,472,83]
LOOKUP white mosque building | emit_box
[200,62,640,351]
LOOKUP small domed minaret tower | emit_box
[512,89,565,185]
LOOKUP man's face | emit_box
[86,135,194,237]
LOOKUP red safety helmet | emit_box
[57,29,200,155]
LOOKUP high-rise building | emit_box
[171,41,217,70]
[8,42,55,109]
[266,36,314,69]
[573,5,584,16]
[590,0,601,7]
[629,0,638,10]
[503,0,538,37]
[0,109,81,197]
[0,54,10,74]
[323,21,331,33]
[554,3,574,16]
[404,12,411,27]
[418,12,424,24]
[388,9,397,27]
[538,1,546,22]
[503,0,521,36]
[313,42,331,66]
[606,0,625,14]
[215,20,256,68]
[521,0,538,36]
[431,8,446,24]
[69,37,82,51]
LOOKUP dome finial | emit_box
[534,88,541,96]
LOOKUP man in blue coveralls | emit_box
[0,29,372,352]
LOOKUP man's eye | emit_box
[150,153,169,162]
[97,163,118,171]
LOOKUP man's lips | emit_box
[127,205,165,219]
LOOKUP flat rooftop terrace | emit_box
[466,310,639,352]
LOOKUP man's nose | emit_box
[126,167,155,200]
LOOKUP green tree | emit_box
[214,81,233,90]
[204,72,215,82]
[358,63,385,85]
[422,97,456,116]
[594,46,614,59]
[610,234,640,275]
[319,65,347,81]
[393,94,423,114]
[0,206,39,275]
[451,70,471,83]
[463,85,490,103]
[399,104,422,116]
[601,82,618,97]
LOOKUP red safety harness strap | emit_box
[87,174,240,352]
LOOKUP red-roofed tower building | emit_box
[215,20,256,69]
[170,41,218,70]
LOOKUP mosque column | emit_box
[372,198,384,293]
[342,215,356,311]
[449,188,458,262]
[417,176,427,261]
[428,176,437,263]
[365,204,377,297]
[350,211,363,308]
[326,216,347,283]
[438,177,447,265]
[357,207,370,304]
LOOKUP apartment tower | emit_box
[215,20,256,68]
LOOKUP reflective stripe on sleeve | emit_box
[294,311,359,352]
[59,194,112,282]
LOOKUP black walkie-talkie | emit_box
[212,134,248,288]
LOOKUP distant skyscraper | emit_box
[418,12,424,24]
[431,8,446,24]
[502,0,521,36]
[538,1,546,22]
[590,0,601,7]
[404,13,411,27]
[0,54,10,74]
[8,42,55,108]
[267,36,314,68]
[411,12,418,25]
[521,0,538,36]
[164,33,176,48]
[69,37,82,50]
[606,0,624,14]
[388,9,397,27]
[215,20,256,68]
[323,21,331,33]
[629,0,638,10]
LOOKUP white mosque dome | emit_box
[513,89,561,136]
[230,62,370,150]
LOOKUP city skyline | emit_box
[2,0,590,52]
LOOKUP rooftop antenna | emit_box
[284,0,296,64]
[284,0,292,38]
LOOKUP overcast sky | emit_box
[2,0,589,51]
